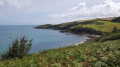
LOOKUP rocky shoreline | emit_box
[84,34,101,43]
[60,31,101,44]
[59,30,101,44]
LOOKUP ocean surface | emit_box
[0,25,87,53]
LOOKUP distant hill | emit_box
[96,17,115,21]
[96,17,120,23]
[111,16,120,23]
[35,17,120,34]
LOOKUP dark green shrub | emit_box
[97,33,120,42]
[1,36,33,60]
[112,26,118,33]
[69,26,102,35]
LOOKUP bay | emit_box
[0,25,87,53]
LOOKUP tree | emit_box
[112,26,118,33]
[1,36,33,60]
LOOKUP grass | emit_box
[75,20,120,32]
[0,40,120,67]
[76,19,97,23]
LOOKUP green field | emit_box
[76,20,120,32]
[0,40,120,67]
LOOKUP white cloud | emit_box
[70,2,86,11]
[7,0,32,9]
[49,0,120,18]
[21,16,27,18]
[0,0,4,6]
[0,0,32,9]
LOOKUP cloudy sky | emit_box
[0,0,120,25]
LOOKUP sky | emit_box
[0,0,120,25]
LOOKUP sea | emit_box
[0,25,87,53]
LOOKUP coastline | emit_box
[84,34,101,43]
[59,30,101,45]
[75,34,101,45]
[62,31,101,43]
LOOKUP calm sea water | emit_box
[0,25,87,53]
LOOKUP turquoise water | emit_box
[0,25,87,53]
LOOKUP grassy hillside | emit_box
[74,20,120,32]
[0,40,120,67]
[35,18,120,34]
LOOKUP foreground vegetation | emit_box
[0,40,120,67]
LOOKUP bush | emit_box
[1,36,33,60]
[112,26,118,33]
[96,33,120,42]
[69,26,102,35]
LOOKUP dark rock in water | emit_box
[59,30,67,33]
